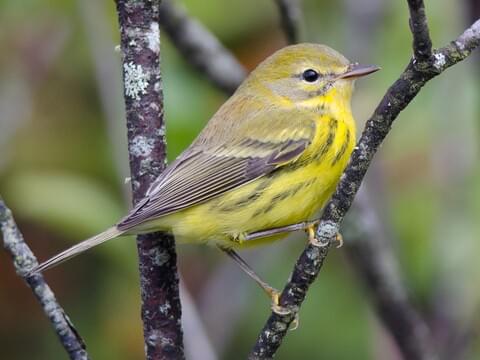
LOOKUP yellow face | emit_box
[247,43,378,105]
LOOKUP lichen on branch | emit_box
[115,1,185,359]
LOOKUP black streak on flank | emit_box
[251,178,315,218]
[218,179,272,212]
[271,182,305,202]
[331,128,351,166]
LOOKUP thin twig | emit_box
[115,1,185,359]
[248,18,480,359]
[345,189,437,360]
[0,197,89,360]
[274,0,303,44]
[407,0,433,64]
[159,0,246,95]
[342,4,436,357]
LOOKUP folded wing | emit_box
[117,108,316,231]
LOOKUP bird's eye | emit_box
[302,69,319,82]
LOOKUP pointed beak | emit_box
[336,63,380,80]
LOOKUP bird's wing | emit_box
[117,109,316,231]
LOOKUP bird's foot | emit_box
[266,286,290,315]
[267,287,299,330]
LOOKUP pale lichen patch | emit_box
[316,220,339,243]
[130,135,156,157]
[149,246,170,266]
[154,81,162,94]
[132,180,141,192]
[147,329,175,347]
[357,141,369,161]
[146,22,160,53]
[158,301,172,315]
[433,52,446,70]
[123,62,150,100]
[139,158,152,174]
[156,124,166,138]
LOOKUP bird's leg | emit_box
[305,221,324,246]
[304,221,343,248]
[219,247,291,316]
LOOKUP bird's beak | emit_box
[336,63,380,80]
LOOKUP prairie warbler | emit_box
[31,44,378,309]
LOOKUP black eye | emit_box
[302,69,319,82]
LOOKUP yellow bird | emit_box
[31,43,378,310]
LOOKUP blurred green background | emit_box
[0,0,479,359]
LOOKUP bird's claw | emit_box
[268,288,300,330]
[335,232,344,248]
[290,314,300,331]
[269,288,291,316]
[306,223,328,247]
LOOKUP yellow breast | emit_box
[156,109,356,248]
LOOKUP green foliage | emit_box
[3,172,123,237]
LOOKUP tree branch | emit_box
[274,0,303,44]
[407,0,433,64]
[248,18,480,359]
[0,198,89,360]
[115,1,184,359]
[158,0,246,95]
[342,2,436,358]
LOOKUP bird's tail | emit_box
[29,226,124,275]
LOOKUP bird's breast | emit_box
[156,114,356,248]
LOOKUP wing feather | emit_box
[117,107,316,231]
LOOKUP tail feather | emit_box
[29,226,124,275]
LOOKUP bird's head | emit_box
[245,43,379,109]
